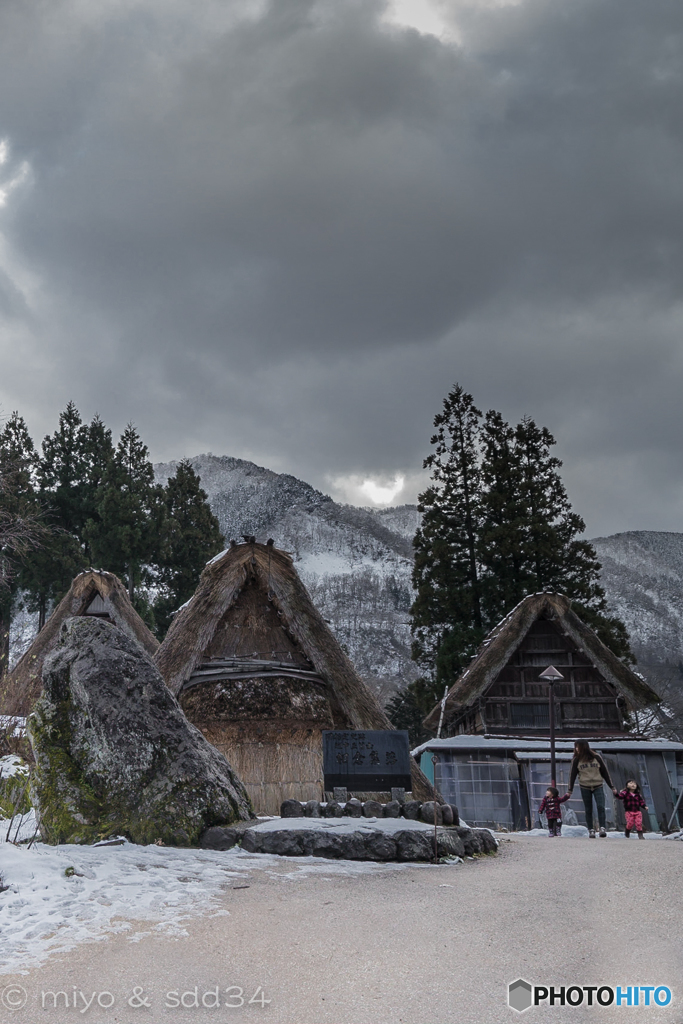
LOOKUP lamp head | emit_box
[539,665,564,683]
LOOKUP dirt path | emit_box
[3,836,682,1024]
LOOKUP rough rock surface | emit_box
[28,618,254,846]
[455,825,497,855]
[199,820,255,851]
[239,824,493,861]
[281,799,305,818]
[362,799,383,818]
[420,801,443,825]
[394,829,466,861]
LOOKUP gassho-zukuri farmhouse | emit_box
[154,540,434,815]
[416,593,682,832]
[8,544,683,840]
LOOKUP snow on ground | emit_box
[1,809,38,844]
[0,836,426,975]
[0,754,29,779]
[252,816,446,834]
[517,826,676,839]
[6,816,675,975]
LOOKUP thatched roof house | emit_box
[423,593,660,737]
[6,570,159,714]
[156,540,434,813]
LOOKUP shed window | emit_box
[433,755,526,830]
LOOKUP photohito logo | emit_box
[508,980,672,1012]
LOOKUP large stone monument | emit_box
[28,617,254,845]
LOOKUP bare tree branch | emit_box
[0,468,45,592]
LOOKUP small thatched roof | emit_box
[156,542,435,799]
[6,570,159,710]
[423,592,661,731]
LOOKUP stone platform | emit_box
[199,816,498,861]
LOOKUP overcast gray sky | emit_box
[0,0,681,535]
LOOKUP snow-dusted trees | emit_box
[153,460,224,635]
[0,413,45,673]
[411,384,486,687]
[0,406,223,649]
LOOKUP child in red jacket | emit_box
[614,780,648,839]
[539,787,570,836]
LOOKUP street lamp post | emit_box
[539,665,564,788]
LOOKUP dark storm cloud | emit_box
[0,0,681,533]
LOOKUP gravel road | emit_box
[3,836,681,1024]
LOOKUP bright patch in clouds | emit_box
[327,471,426,508]
[382,0,523,39]
[382,0,454,39]
[361,475,405,505]
[0,139,30,208]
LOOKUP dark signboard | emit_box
[323,730,412,791]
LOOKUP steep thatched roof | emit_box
[423,592,661,731]
[156,542,436,799]
[6,570,159,710]
[157,542,395,726]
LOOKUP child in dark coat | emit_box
[614,780,648,839]
[539,787,570,836]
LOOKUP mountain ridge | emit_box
[155,455,683,701]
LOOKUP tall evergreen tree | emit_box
[86,424,164,600]
[385,677,447,747]
[393,384,635,732]
[514,417,599,600]
[39,401,90,536]
[410,385,485,684]
[37,405,113,534]
[513,416,632,660]
[478,409,527,625]
[153,460,224,637]
[22,402,96,625]
[79,414,115,559]
[0,413,38,502]
[0,413,42,673]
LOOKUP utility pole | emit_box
[540,665,564,788]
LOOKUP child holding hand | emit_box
[539,787,570,837]
[614,780,647,839]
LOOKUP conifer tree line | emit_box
[388,383,632,743]
[0,402,224,669]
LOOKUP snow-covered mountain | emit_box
[8,453,683,707]
[590,532,683,676]
[154,455,420,699]
[154,456,683,700]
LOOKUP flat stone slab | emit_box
[199,816,498,860]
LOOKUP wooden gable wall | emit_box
[454,616,628,736]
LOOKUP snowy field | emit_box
[0,814,495,974]
[2,812,678,977]
[0,832,432,976]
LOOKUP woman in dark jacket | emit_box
[567,739,614,838]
